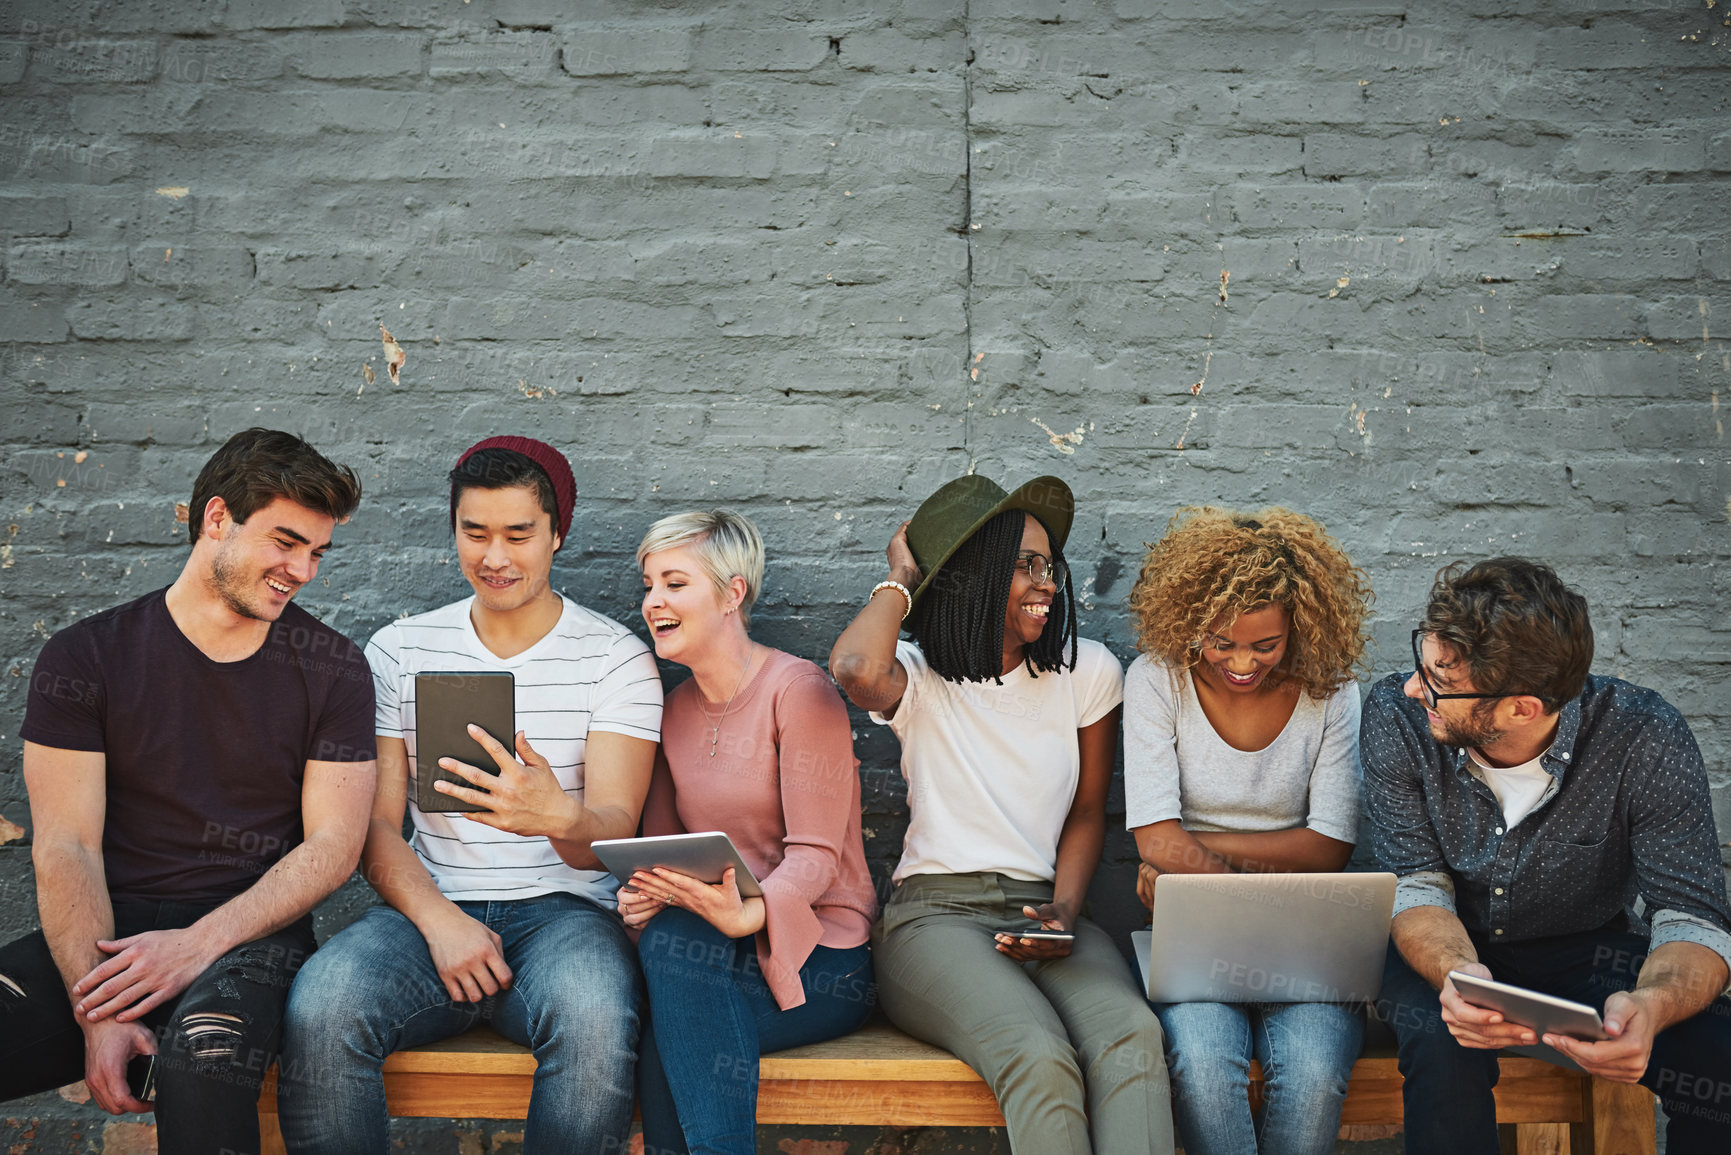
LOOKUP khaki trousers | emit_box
[873,872,1174,1155]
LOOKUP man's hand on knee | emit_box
[421,907,513,1003]
[74,927,218,1023]
[1440,965,1538,1050]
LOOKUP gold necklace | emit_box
[699,643,756,758]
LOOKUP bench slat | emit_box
[759,1079,1006,1127]
[255,1024,1654,1155]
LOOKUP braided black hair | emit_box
[908,509,1079,684]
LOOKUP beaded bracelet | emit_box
[869,580,913,621]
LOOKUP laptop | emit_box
[1132,872,1396,1003]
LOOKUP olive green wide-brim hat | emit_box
[905,473,1074,606]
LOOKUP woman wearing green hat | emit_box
[830,474,1174,1155]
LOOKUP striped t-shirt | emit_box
[367,595,663,906]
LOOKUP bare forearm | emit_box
[1135,820,1234,875]
[1391,905,1480,990]
[1051,808,1105,914]
[1631,941,1730,1033]
[829,566,916,711]
[360,820,459,928]
[549,802,639,871]
[35,844,116,996]
[1190,828,1353,873]
[189,831,361,957]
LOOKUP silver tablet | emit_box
[591,832,764,899]
[1449,972,1608,1042]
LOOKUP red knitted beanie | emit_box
[451,436,576,548]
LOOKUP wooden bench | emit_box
[255,1019,1657,1155]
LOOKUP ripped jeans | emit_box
[0,900,313,1155]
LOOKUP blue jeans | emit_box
[635,907,875,1155]
[1151,1000,1362,1155]
[278,894,642,1154]
[1379,930,1731,1155]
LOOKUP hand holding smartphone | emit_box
[993,925,1076,943]
[125,1054,157,1103]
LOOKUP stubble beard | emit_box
[1432,703,1503,751]
[208,539,272,622]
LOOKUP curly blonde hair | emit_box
[1127,507,1373,698]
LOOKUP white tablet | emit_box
[1449,972,1608,1042]
[591,832,764,899]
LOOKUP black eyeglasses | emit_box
[1015,552,1068,593]
[1410,629,1504,709]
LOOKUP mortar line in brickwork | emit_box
[961,0,976,452]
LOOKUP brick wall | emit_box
[2,1,1727,1151]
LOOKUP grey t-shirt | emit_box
[1122,655,1361,842]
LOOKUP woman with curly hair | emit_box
[1124,506,1373,1155]
[831,474,1173,1155]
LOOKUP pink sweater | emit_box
[642,648,877,1010]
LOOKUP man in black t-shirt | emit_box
[0,429,378,1155]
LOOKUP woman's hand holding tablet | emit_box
[625,865,765,939]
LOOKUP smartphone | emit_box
[414,672,516,814]
[994,926,1075,943]
[1448,971,1608,1041]
[125,1053,157,1103]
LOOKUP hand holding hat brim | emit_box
[903,474,1073,607]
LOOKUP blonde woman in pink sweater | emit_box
[622,509,878,1155]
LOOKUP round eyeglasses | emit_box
[1015,551,1068,593]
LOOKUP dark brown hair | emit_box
[447,448,558,536]
[1421,557,1592,711]
[188,428,362,544]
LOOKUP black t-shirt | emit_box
[21,588,376,904]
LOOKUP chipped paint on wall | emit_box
[1030,418,1087,455]
[380,324,405,386]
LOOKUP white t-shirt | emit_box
[1122,656,1361,843]
[367,595,663,906]
[872,638,1125,884]
[1466,748,1556,829]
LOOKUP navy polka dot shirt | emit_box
[1362,672,1731,988]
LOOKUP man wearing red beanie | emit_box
[280,437,663,1153]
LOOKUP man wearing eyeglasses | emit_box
[1361,557,1731,1155]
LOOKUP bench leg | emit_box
[1574,1077,1655,1155]
[258,1103,287,1155]
[1515,1122,1569,1155]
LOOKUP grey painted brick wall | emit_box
[1,1,1727,1151]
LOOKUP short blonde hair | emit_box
[636,509,766,628]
